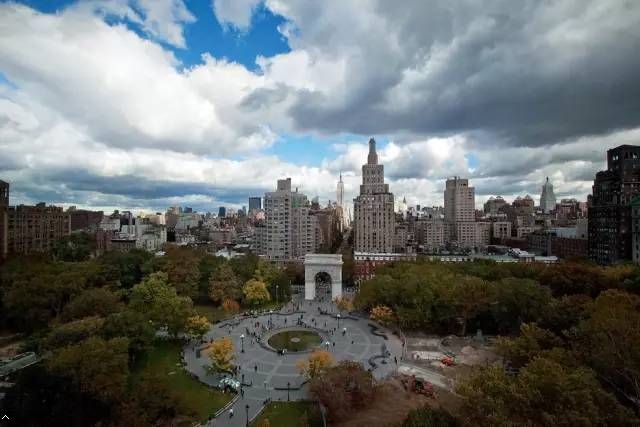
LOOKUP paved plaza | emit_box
[182,291,403,427]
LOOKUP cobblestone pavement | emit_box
[182,291,403,427]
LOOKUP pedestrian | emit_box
[351,340,354,345]
[394,356,398,364]
[254,364,258,372]
[229,408,234,418]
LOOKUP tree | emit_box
[98,249,153,289]
[309,361,377,422]
[335,296,354,313]
[243,279,271,307]
[403,406,458,427]
[198,254,225,301]
[52,232,95,261]
[496,323,564,369]
[370,305,394,326]
[47,336,130,404]
[102,309,155,360]
[491,278,551,334]
[222,298,240,315]
[296,350,335,379]
[457,358,637,426]
[129,272,194,336]
[45,316,106,349]
[61,287,123,321]
[575,289,640,405]
[185,315,210,340]
[120,372,196,425]
[449,276,495,336]
[162,246,202,299]
[204,336,235,373]
[208,263,242,304]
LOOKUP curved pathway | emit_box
[183,293,403,427]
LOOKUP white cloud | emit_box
[212,0,261,30]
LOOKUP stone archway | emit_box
[304,254,343,300]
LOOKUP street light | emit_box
[245,404,250,427]
[337,313,341,330]
[287,381,290,401]
[276,284,279,303]
[240,334,245,353]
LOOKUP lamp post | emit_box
[269,310,273,324]
[287,381,290,401]
[276,284,279,303]
[240,334,245,353]
[245,404,250,427]
[337,313,341,330]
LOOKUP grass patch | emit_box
[132,340,232,421]
[268,330,322,352]
[250,401,323,427]
[194,304,226,323]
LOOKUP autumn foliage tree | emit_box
[243,279,271,307]
[208,263,242,304]
[370,305,394,326]
[334,296,354,313]
[204,336,235,373]
[309,361,377,422]
[222,298,241,315]
[185,315,210,340]
[296,350,335,379]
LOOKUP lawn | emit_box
[132,340,232,421]
[194,303,227,323]
[268,330,322,352]
[250,401,324,427]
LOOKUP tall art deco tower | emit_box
[353,138,395,253]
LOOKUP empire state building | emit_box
[353,138,395,253]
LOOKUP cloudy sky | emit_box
[1,0,639,214]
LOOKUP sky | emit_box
[1,0,639,214]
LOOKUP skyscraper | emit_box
[540,177,557,213]
[444,177,480,248]
[260,178,316,261]
[218,206,226,218]
[589,145,640,265]
[248,196,262,213]
[337,172,344,208]
[353,138,395,253]
[336,173,345,231]
[0,180,8,258]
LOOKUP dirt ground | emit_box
[0,340,23,358]
[332,376,463,427]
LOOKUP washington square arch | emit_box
[304,254,343,300]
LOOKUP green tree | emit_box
[45,316,106,349]
[243,279,271,307]
[185,314,210,340]
[52,232,95,262]
[457,358,637,426]
[98,249,153,289]
[575,289,640,405]
[491,278,551,334]
[162,246,202,298]
[47,336,130,404]
[449,276,495,336]
[129,272,194,336]
[496,323,564,369]
[102,309,155,360]
[61,287,123,321]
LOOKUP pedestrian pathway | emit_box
[182,293,403,427]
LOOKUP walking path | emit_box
[182,292,403,427]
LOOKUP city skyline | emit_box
[1,1,640,213]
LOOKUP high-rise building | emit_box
[540,177,557,213]
[218,206,226,218]
[444,177,475,223]
[484,196,507,215]
[0,180,8,258]
[589,145,640,265]
[260,178,316,261]
[249,197,262,213]
[336,173,345,231]
[7,203,70,255]
[353,138,395,253]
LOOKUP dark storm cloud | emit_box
[278,0,640,147]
